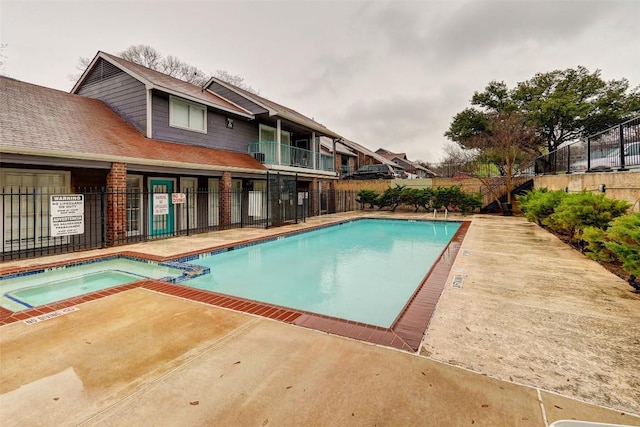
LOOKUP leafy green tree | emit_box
[450,67,640,154]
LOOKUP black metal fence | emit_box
[534,116,640,174]
[1,187,361,261]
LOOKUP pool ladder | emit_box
[433,208,448,220]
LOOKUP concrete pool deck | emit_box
[1,212,639,426]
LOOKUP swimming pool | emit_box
[182,219,460,328]
[0,258,188,311]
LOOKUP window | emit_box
[1,169,70,252]
[126,176,142,236]
[180,177,197,230]
[170,96,207,133]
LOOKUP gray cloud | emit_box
[362,0,628,66]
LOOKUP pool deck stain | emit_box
[1,212,639,426]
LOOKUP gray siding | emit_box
[152,93,258,152]
[77,59,147,134]
[207,82,269,115]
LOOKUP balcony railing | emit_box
[248,141,334,172]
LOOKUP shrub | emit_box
[458,192,483,214]
[582,226,614,262]
[543,191,631,241]
[517,188,566,225]
[376,184,405,211]
[398,187,434,212]
[356,189,379,209]
[604,213,640,277]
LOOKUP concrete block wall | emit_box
[534,171,640,212]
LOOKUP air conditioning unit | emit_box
[253,152,266,163]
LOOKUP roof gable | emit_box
[72,52,253,118]
[206,77,341,138]
[339,139,396,166]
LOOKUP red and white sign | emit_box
[172,193,186,204]
[153,193,169,215]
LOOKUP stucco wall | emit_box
[534,171,640,211]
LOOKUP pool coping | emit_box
[0,218,470,353]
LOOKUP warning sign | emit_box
[153,193,169,215]
[50,195,85,237]
[172,193,186,204]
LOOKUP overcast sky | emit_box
[2,0,639,162]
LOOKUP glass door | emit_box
[149,178,174,237]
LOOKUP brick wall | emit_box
[106,162,127,246]
[219,172,232,226]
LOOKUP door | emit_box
[149,178,174,237]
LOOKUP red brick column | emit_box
[219,171,232,227]
[310,178,319,217]
[106,162,127,246]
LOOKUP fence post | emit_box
[100,187,106,249]
[586,136,592,171]
[619,123,627,171]
[186,189,190,236]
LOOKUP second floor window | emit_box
[170,96,206,133]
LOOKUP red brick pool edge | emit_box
[0,221,470,353]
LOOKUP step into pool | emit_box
[0,258,186,312]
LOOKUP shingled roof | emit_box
[206,77,341,138]
[72,52,253,118]
[1,76,266,173]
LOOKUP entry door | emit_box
[149,179,174,236]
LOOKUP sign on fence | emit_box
[153,193,169,215]
[171,193,186,204]
[50,195,85,237]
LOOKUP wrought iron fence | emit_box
[534,116,640,174]
[1,187,361,261]
[423,161,534,179]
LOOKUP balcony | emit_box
[248,141,335,172]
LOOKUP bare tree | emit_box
[213,69,259,94]
[0,44,8,76]
[461,111,541,207]
[68,44,258,94]
[120,44,163,70]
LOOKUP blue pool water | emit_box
[0,258,186,312]
[183,219,460,327]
